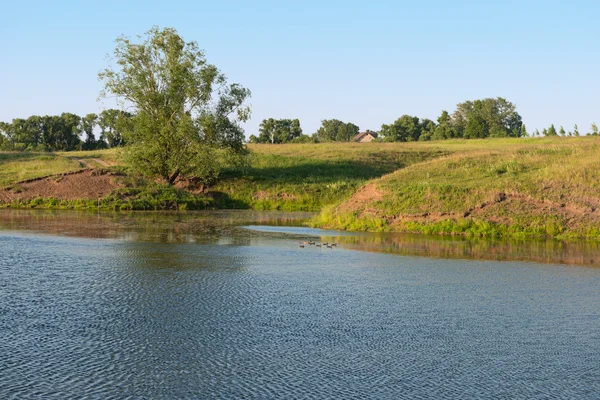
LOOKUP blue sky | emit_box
[1,0,598,136]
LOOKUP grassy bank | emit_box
[2,185,211,211]
[1,144,445,211]
[212,143,448,210]
[312,137,600,239]
[3,138,600,240]
[0,152,83,186]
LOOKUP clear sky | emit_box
[1,0,598,136]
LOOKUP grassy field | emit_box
[213,143,447,210]
[2,138,600,239]
[0,152,83,186]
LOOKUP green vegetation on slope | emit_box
[312,137,600,239]
[1,143,447,212]
[212,143,448,210]
[0,152,83,186]
[3,138,600,240]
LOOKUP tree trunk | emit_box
[168,169,181,185]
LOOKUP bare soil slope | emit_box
[0,170,123,202]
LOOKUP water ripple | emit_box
[1,233,599,399]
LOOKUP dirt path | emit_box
[72,158,111,168]
[89,158,110,167]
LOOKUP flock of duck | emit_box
[298,241,337,249]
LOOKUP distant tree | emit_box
[535,129,540,137]
[381,115,422,142]
[546,124,558,136]
[451,97,522,138]
[255,118,302,143]
[314,119,359,142]
[0,114,85,151]
[418,118,437,141]
[291,134,314,143]
[431,110,456,140]
[81,113,98,150]
[0,122,7,150]
[39,113,82,151]
[591,123,599,136]
[464,111,488,139]
[99,27,251,185]
[521,124,528,137]
[559,126,566,136]
[9,116,43,150]
[573,124,580,136]
[542,128,548,136]
[98,109,131,148]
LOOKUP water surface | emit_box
[0,210,599,399]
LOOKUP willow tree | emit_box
[99,27,251,185]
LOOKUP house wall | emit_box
[359,134,375,143]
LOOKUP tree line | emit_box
[529,123,599,137]
[249,97,599,143]
[3,97,598,152]
[0,109,130,151]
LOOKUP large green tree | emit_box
[99,27,251,185]
[314,119,359,142]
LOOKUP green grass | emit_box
[212,143,448,210]
[4,138,600,240]
[0,152,83,186]
[2,184,212,211]
[312,137,600,239]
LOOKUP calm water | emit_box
[0,210,599,399]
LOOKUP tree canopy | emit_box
[451,97,523,138]
[0,110,130,151]
[99,26,251,185]
[250,118,302,144]
[381,115,427,142]
[314,119,359,142]
[97,109,131,148]
[378,97,523,142]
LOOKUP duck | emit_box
[326,244,333,249]
[315,243,322,247]
[308,241,316,245]
[299,244,305,248]
[331,242,338,247]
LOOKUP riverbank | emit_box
[0,144,445,211]
[311,138,600,240]
[2,138,600,239]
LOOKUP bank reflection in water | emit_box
[319,233,600,267]
[1,209,599,267]
[0,209,313,243]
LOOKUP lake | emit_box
[0,210,599,399]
